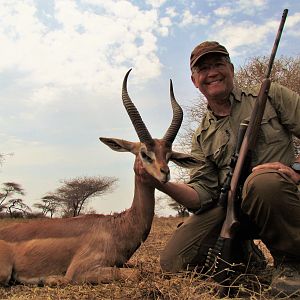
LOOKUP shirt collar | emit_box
[202,85,243,129]
[230,85,243,103]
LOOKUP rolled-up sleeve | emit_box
[187,129,220,204]
[269,83,300,137]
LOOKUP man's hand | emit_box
[133,156,162,188]
[252,162,300,184]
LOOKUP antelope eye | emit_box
[141,151,153,163]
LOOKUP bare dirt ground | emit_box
[0,216,285,300]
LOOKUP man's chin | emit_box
[207,90,228,99]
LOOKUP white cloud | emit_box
[238,0,267,11]
[214,6,233,17]
[98,0,140,18]
[160,16,172,27]
[285,12,300,38]
[210,7,300,56]
[165,6,178,18]
[213,0,267,17]
[214,19,226,27]
[0,0,167,103]
[286,12,300,27]
[212,19,277,56]
[146,0,167,8]
[179,9,209,27]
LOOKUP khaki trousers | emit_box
[160,169,300,272]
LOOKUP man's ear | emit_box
[99,137,137,153]
[191,73,199,88]
[169,151,202,168]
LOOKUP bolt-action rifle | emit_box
[205,9,289,297]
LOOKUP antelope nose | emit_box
[160,166,170,183]
[160,167,170,176]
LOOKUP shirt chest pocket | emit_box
[258,110,284,144]
[200,129,230,167]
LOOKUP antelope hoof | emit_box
[44,275,69,287]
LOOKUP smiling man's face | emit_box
[191,53,234,103]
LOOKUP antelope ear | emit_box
[169,151,202,168]
[99,137,136,153]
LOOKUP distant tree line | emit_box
[0,176,117,219]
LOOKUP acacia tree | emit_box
[42,176,118,217]
[0,182,25,213]
[33,194,61,218]
[6,198,31,218]
[234,55,300,92]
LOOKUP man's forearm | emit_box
[156,181,202,211]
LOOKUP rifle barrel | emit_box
[265,9,288,78]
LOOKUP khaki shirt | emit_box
[188,83,300,203]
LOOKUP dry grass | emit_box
[0,217,280,299]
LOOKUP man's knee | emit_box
[159,235,198,273]
[160,250,183,273]
[159,207,225,273]
[242,169,291,209]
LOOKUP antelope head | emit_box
[100,69,200,183]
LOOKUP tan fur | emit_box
[0,204,150,285]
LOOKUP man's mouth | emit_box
[207,79,223,85]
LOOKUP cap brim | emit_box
[191,50,229,68]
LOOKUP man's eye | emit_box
[216,62,225,68]
[141,151,153,163]
[199,65,208,71]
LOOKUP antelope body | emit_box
[0,69,200,286]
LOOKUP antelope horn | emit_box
[122,69,153,143]
[163,79,183,144]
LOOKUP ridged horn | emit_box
[163,79,183,144]
[122,69,153,143]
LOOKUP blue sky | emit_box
[1,0,300,216]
